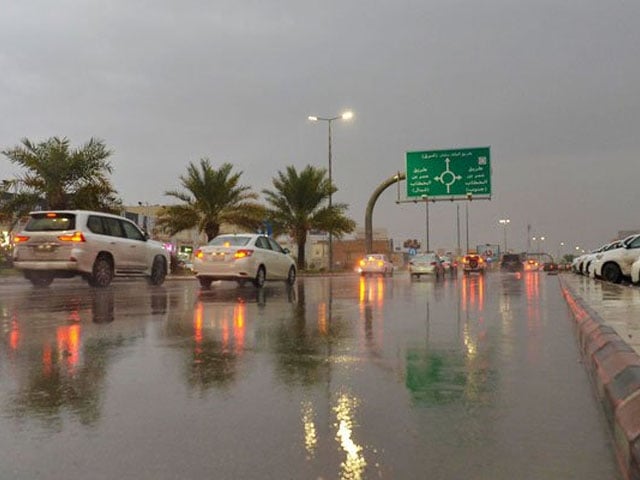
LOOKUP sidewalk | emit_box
[559,274,640,480]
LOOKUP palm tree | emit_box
[263,165,356,270]
[1,137,121,212]
[156,159,266,241]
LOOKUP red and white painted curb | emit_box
[560,277,640,480]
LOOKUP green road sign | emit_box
[406,147,491,199]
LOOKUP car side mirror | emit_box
[283,248,290,254]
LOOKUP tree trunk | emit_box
[205,222,220,242]
[296,238,306,270]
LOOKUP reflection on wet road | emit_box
[0,273,621,479]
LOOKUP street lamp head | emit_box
[341,110,354,120]
[308,115,318,121]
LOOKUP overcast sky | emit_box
[1,0,639,255]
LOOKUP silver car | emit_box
[12,210,170,288]
[409,253,445,279]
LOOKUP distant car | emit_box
[409,253,445,279]
[543,262,558,274]
[524,258,541,271]
[500,253,524,272]
[193,234,296,289]
[358,253,393,276]
[462,253,486,275]
[12,210,169,288]
[440,255,458,275]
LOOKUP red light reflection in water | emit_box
[193,300,247,355]
[357,276,385,308]
[56,324,81,371]
[461,275,485,311]
[233,302,245,353]
[524,272,542,362]
[9,316,20,351]
[194,302,204,357]
[42,344,53,376]
[318,303,328,335]
[357,276,385,349]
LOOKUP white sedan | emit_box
[193,234,297,289]
[591,234,640,283]
[358,254,393,276]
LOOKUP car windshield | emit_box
[208,235,251,247]
[24,213,75,231]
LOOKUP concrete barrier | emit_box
[560,277,640,480]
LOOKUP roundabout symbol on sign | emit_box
[433,158,462,194]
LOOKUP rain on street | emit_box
[0,272,622,479]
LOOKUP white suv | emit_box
[12,210,170,288]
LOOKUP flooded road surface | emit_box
[0,273,621,479]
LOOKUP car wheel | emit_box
[253,266,266,288]
[148,256,167,286]
[26,271,54,288]
[286,266,296,285]
[198,277,213,289]
[91,255,114,288]
[602,263,622,284]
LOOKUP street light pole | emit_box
[308,111,353,272]
[423,197,429,252]
[465,202,469,252]
[499,218,510,253]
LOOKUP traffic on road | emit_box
[0,269,622,479]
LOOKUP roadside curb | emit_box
[560,276,640,480]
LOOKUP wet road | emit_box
[0,272,621,479]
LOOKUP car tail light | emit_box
[12,234,30,244]
[234,249,253,259]
[58,231,86,242]
[430,262,437,266]
[194,249,204,259]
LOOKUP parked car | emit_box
[409,253,445,279]
[631,256,640,284]
[590,234,640,283]
[358,253,394,276]
[193,233,296,289]
[500,253,524,272]
[462,253,486,275]
[12,210,169,288]
[585,240,624,277]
